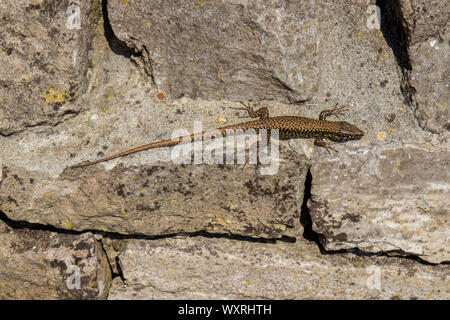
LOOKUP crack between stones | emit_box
[0,113,79,137]
[375,0,442,134]
[376,1,415,109]
[1,177,447,299]
[101,0,154,81]
[0,121,50,137]
[1,186,445,272]
[0,209,296,244]
[298,167,445,266]
[101,0,134,59]
[0,209,296,299]
[97,236,123,282]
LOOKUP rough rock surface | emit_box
[107,0,320,102]
[408,21,449,134]
[310,143,449,264]
[0,153,306,238]
[0,0,100,135]
[0,0,448,299]
[108,236,449,299]
[382,0,449,133]
[0,219,111,299]
[0,8,308,239]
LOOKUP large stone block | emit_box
[108,236,450,299]
[310,143,449,264]
[381,0,449,133]
[107,0,320,102]
[0,220,111,299]
[0,0,100,135]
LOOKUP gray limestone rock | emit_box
[0,0,448,301]
[0,147,307,238]
[382,0,449,133]
[310,143,449,264]
[107,0,320,102]
[0,220,111,299]
[0,0,100,135]
[108,236,450,299]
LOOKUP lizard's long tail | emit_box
[70,132,204,169]
[69,124,259,169]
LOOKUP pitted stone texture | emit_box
[108,236,450,299]
[398,0,448,45]
[0,221,111,299]
[107,0,320,102]
[0,0,446,267]
[310,143,449,264]
[0,22,308,242]
[0,148,306,238]
[384,0,449,133]
[409,23,449,134]
[0,0,99,135]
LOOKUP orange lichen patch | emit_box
[377,132,385,141]
[156,92,165,101]
[40,87,68,104]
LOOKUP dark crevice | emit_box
[195,231,296,244]
[300,167,320,243]
[114,256,125,282]
[0,119,61,137]
[102,0,135,58]
[0,210,81,234]
[101,0,154,80]
[299,167,335,253]
[0,102,83,137]
[0,209,295,244]
[376,0,416,108]
[299,167,341,252]
[1,204,446,266]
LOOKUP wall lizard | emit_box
[70,102,364,168]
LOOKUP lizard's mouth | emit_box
[337,122,364,140]
[354,128,365,138]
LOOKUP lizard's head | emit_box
[332,121,364,141]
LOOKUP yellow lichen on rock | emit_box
[41,87,68,104]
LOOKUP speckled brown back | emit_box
[220,116,342,139]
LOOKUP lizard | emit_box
[69,102,364,169]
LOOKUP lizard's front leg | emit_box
[314,138,338,153]
[319,104,348,121]
[230,101,269,120]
